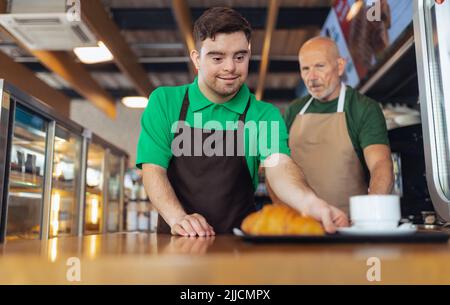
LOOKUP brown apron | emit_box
[289,83,368,214]
[157,88,256,234]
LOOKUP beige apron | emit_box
[289,83,368,214]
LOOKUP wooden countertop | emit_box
[1,232,450,284]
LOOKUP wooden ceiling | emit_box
[0,0,332,114]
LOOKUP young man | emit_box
[136,8,348,236]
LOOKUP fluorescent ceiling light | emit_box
[73,41,113,64]
[122,96,148,108]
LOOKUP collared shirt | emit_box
[136,77,290,189]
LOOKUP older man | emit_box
[280,37,393,214]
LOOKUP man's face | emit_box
[299,48,344,101]
[191,32,250,101]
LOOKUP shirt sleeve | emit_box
[358,101,390,149]
[136,88,174,169]
[257,104,291,162]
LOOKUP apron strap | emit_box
[337,82,346,113]
[299,97,314,115]
[298,82,347,115]
[238,97,251,122]
[179,88,190,121]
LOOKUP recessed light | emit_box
[121,96,148,108]
[73,41,113,64]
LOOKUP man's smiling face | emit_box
[192,31,250,103]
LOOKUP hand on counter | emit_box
[170,213,216,237]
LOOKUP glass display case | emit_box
[106,152,122,233]
[83,135,127,235]
[84,142,105,234]
[6,106,48,240]
[0,80,128,242]
[49,125,82,238]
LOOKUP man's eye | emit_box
[212,58,222,62]
[235,56,244,61]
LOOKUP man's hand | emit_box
[302,197,349,233]
[170,213,216,237]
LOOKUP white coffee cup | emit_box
[350,195,401,230]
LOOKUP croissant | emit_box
[241,204,325,236]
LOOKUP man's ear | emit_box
[190,49,200,70]
[337,57,346,77]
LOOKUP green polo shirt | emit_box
[136,78,290,190]
[283,86,389,172]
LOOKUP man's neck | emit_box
[198,80,238,104]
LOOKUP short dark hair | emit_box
[193,7,252,46]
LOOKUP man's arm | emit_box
[363,144,394,194]
[265,177,283,204]
[142,163,215,236]
[264,154,349,233]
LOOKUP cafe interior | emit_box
[0,0,450,285]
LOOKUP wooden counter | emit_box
[1,232,450,284]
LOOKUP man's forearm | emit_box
[264,154,318,212]
[369,160,394,194]
[265,176,284,204]
[142,163,186,227]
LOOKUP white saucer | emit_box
[337,224,417,236]
[233,228,245,237]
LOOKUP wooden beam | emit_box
[79,0,152,97]
[0,0,7,14]
[30,50,116,118]
[171,0,197,80]
[255,0,280,101]
[0,50,71,117]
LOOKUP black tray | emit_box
[234,229,450,244]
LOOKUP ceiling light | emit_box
[121,96,148,108]
[346,1,364,22]
[73,41,113,64]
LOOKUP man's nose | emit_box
[223,58,236,72]
[308,69,319,80]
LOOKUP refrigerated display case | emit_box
[0,80,128,242]
[5,106,48,240]
[84,141,105,234]
[106,152,123,233]
[50,125,83,238]
[0,80,84,242]
[84,134,127,235]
